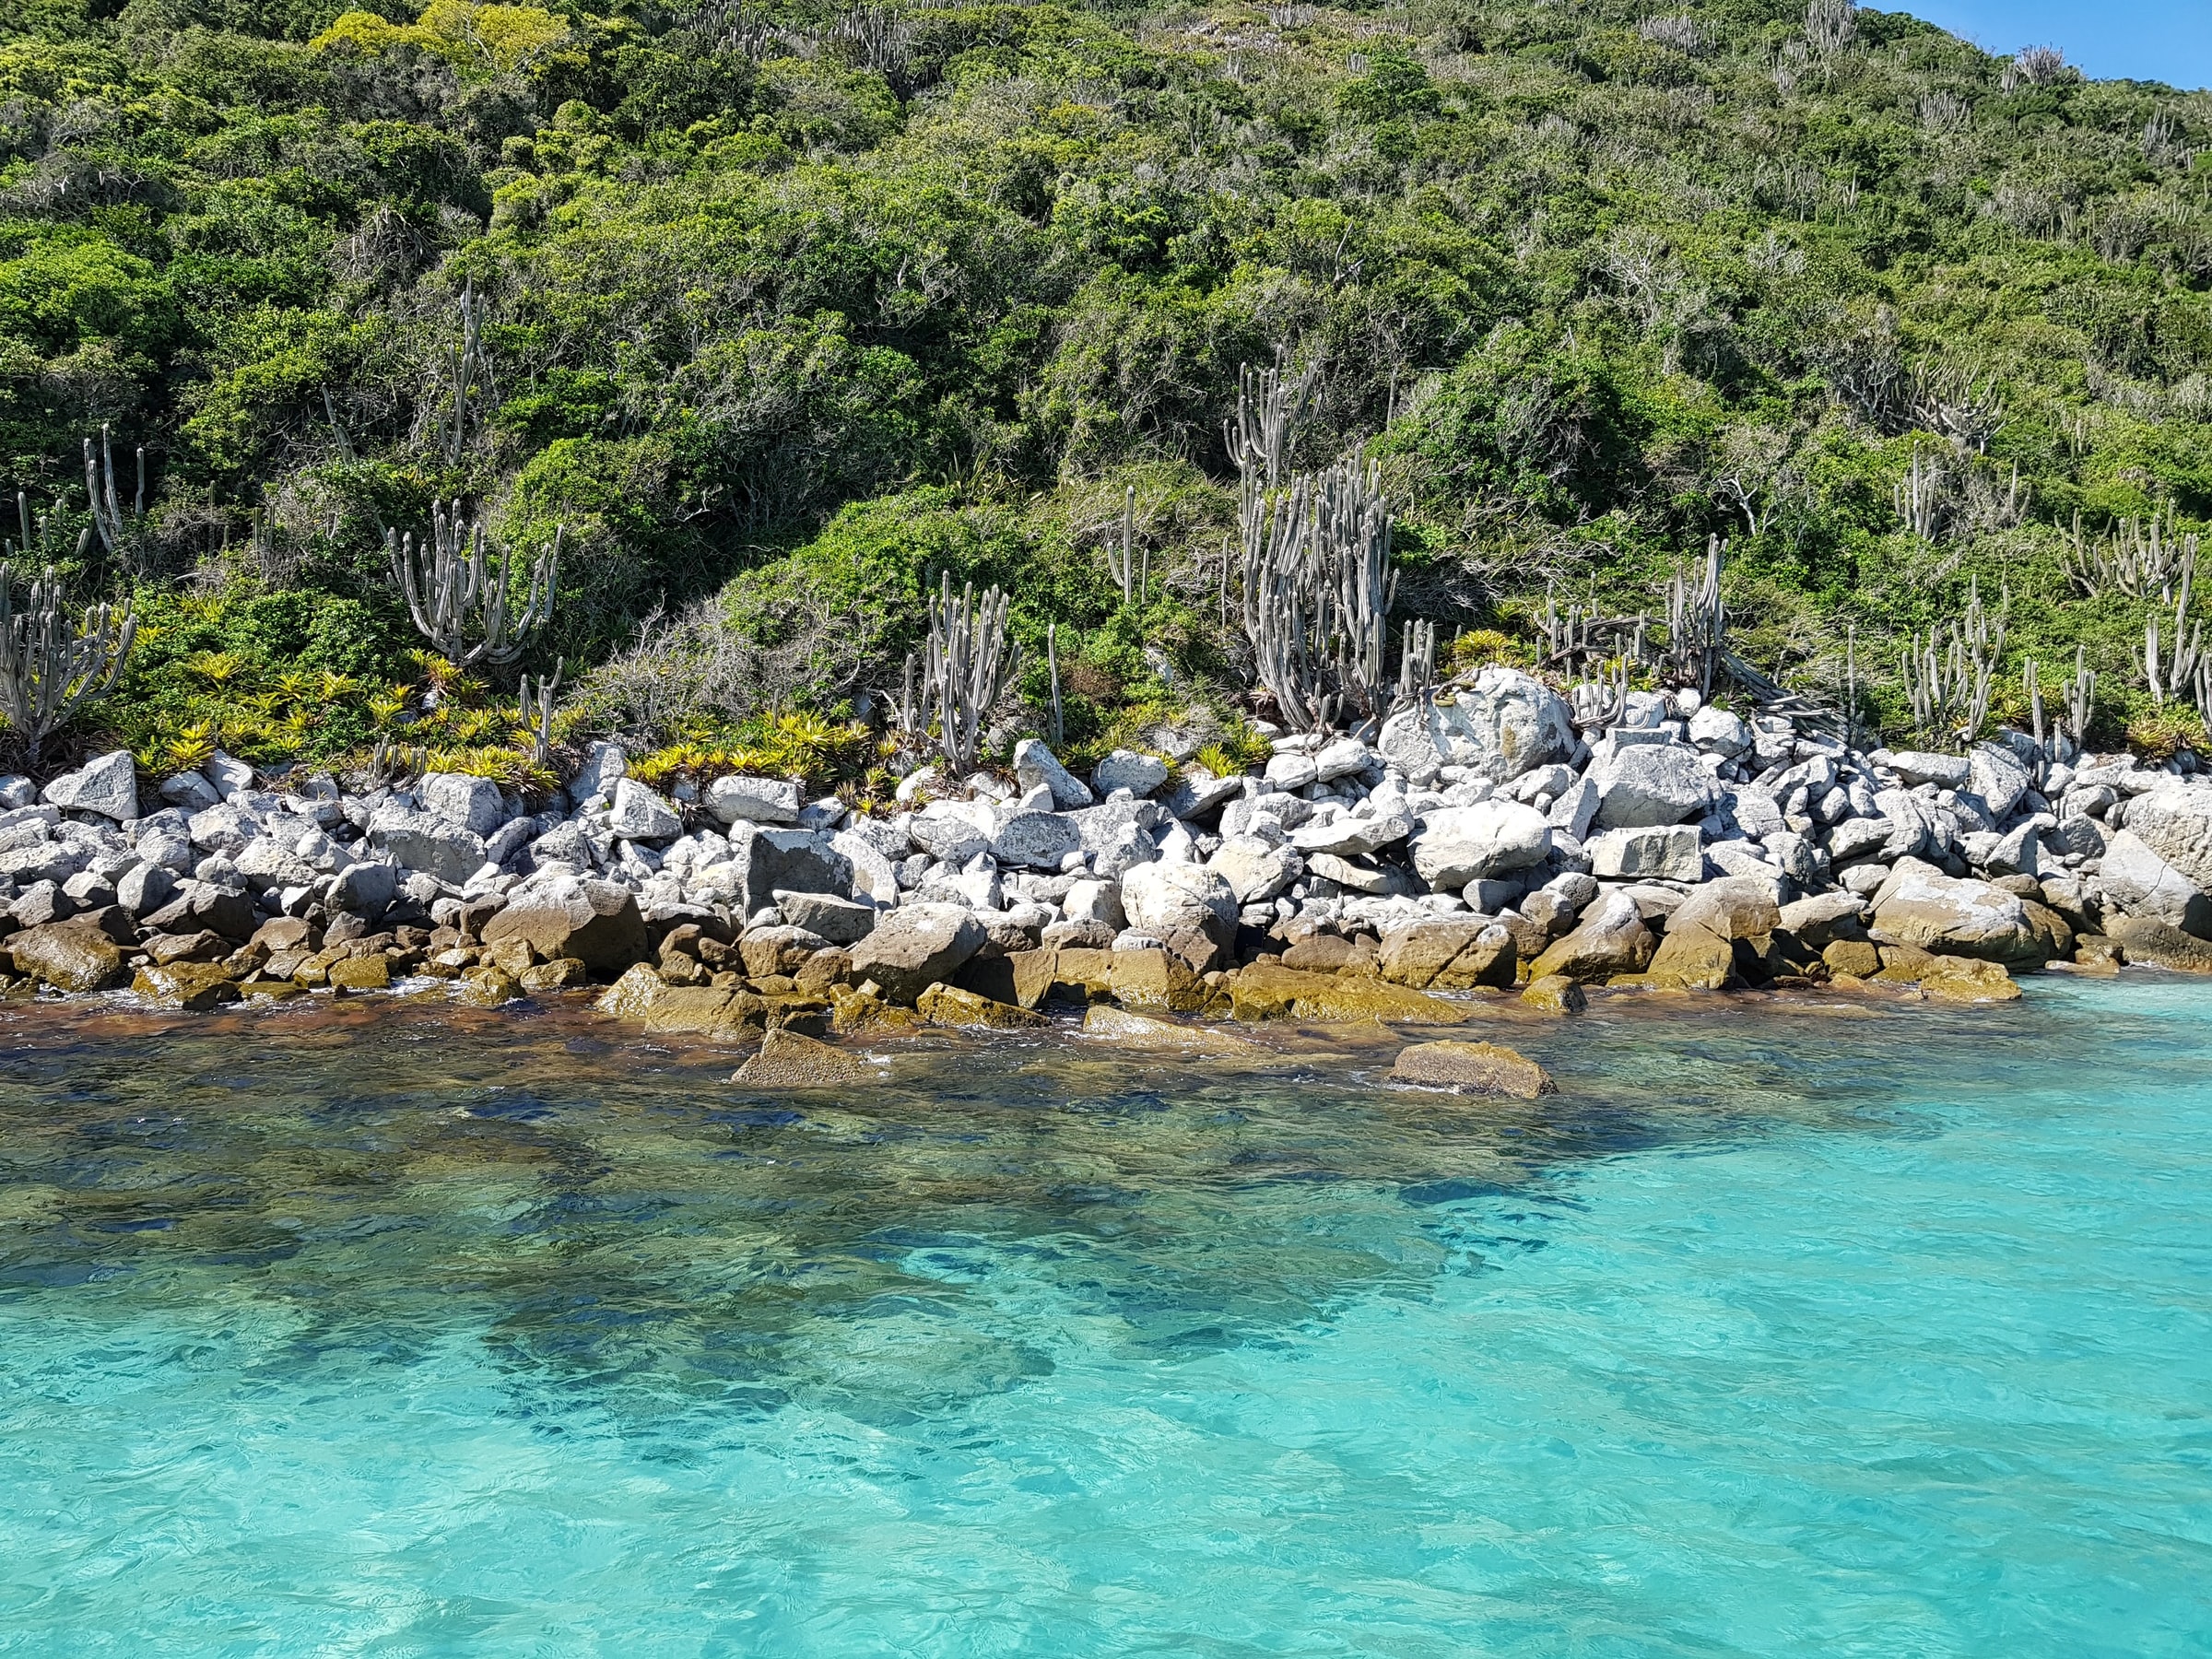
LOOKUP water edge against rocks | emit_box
[0,977,2207,1654]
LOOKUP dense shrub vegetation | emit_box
[3,0,2209,784]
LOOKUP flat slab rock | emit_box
[1390,1040,1557,1099]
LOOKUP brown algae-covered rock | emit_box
[132,961,241,1010]
[1390,1040,1557,1099]
[730,1027,876,1088]
[1519,973,1587,1013]
[917,982,1049,1030]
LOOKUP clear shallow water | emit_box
[0,980,2207,1656]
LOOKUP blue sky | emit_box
[1900,0,2212,90]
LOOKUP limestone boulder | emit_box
[918,982,1048,1030]
[609,778,682,841]
[1207,835,1301,905]
[419,772,507,838]
[1587,744,1714,830]
[2108,915,2212,973]
[1092,749,1169,797]
[1868,857,2046,966]
[1969,743,2032,820]
[1527,891,1656,983]
[1120,861,1238,970]
[132,960,241,1010]
[1014,739,1094,809]
[738,924,834,978]
[775,889,876,944]
[366,805,486,884]
[728,826,852,917]
[1408,800,1552,888]
[482,877,649,972]
[848,902,987,1003]
[993,811,1082,871]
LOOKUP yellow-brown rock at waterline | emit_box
[730,1028,877,1088]
[1080,1005,1261,1053]
[1389,1040,1557,1099]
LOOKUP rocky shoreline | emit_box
[3,666,2208,1058]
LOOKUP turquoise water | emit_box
[1,980,2208,1656]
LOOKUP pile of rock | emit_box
[3,662,2207,1015]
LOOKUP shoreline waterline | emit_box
[3,975,2207,1655]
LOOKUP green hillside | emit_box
[3,0,2209,783]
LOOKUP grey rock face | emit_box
[1378,666,1577,785]
[2095,829,2212,937]
[331,859,397,918]
[41,750,138,820]
[1969,744,2032,821]
[706,773,801,825]
[1687,706,1751,757]
[205,751,254,798]
[728,826,852,918]
[571,741,627,803]
[1409,800,1552,889]
[1120,860,1238,970]
[2125,784,2212,893]
[115,861,179,919]
[159,771,222,812]
[1207,835,1302,905]
[1887,751,1971,791]
[1588,744,1715,830]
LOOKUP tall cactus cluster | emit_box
[1231,359,1401,734]
[386,500,562,671]
[898,571,1024,774]
[0,564,137,765]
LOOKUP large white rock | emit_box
[1092,749,1169,797]
[706,773,801,825]
[571,741,627,803]
[366,805,485,884]
[1868,857,2044,965]
[2125,784,2212,893]
[1013,738,1093,809]
[1587,743,1715,830]
[609,778,682,841]
[1969,743,2032,820]
[159,771,221,812]
[1207,835,1301,905]
[1408,800,1553,889]
[1289,804,1415,858]
[2095,828,2212,935]
[40,750,138,820]
[1687,706,1751,757]
[1589,824,1703,882]
[1378,666,1577,785]
[419,771,508,838]
[1120,860,1238,969]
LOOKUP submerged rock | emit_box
[1389,1040,1556,1098]
[731,1027,875,1088]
